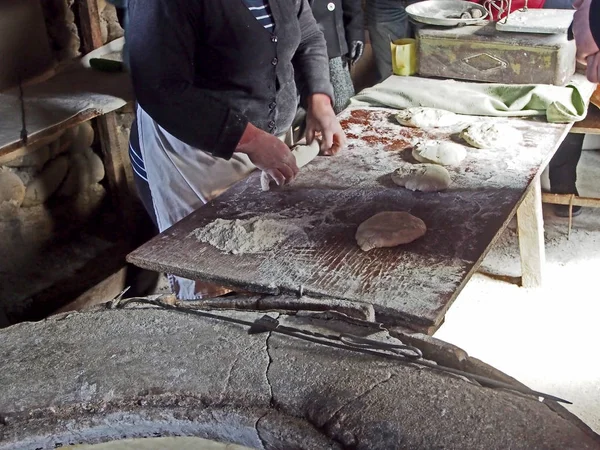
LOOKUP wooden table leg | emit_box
[517,177,545,288]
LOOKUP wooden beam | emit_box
[77,0,103,54]
[96,110,138,234]
[517,178,546,288]
[542,193,600,208]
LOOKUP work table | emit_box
[128,107,570,333]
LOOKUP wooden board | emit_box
[0,64,132,158]
[127,108,569,329]
[571,104,600,135]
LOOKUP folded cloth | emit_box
[350,74,596,123]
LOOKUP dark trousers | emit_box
[548,133,584,194]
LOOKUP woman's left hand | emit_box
[305,93,346,156]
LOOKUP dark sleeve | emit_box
[126,0,247,159]
[292,0,336,105]
[591,0,600,48]
[342,0,365,45]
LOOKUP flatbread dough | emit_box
[412,140,467,166]
[391,164,451,192]
[355,211,426,252]
[460,122,522,149]
[395,107,462,129]
[260,141,320,191]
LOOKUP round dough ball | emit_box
[412,140,467,166]
[0,170,26,206]
[22,155,69,206]
[355,211,426,252]
[460,122,522,149]
[392,164,451,192]
[395,107,462,129]
[71,121,95,152]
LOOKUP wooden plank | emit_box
[76,0,104,54]
[542,193,600,207]
[0,67,132,157]
[517,178,545,288]
[128,108,569,329]
[571,104,600,135]
[96,110,138,233]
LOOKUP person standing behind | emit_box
[365,0,414,82]
[309,0,365,113]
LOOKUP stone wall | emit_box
[0,121,108,255]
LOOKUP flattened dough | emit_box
[395,107,462,129]
[460,122,522,149]
[261,141,320,191]
[412,140,467,166]
[356,211,426,252]
[392,164,451,192]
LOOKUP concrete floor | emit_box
[435,149,600,433]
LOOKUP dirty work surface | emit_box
[128,108,569,329]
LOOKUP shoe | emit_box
[553,204,582,218]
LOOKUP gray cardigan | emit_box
[127,0,334,159]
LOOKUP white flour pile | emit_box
[192,217,308,254]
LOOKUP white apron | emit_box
[136,106,293,299]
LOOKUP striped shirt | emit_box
[242,0,274,30]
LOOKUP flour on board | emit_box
[192,216,309,254]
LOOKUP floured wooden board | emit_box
[128,108,569,329]
[0,65,132,157]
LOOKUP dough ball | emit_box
[71,121,95,152]
[22,155,69,206]
[412,140,467,166]
[356,211,426,252]
[395,107,462,129]
[460,122,522,149]
[460,11,472,19]
[261,141,320,191]
[392,164,451,192]
[0,170,26,206]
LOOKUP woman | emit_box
[126,0,346,299]
[309,0,365,112]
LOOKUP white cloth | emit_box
[136,106,293,299]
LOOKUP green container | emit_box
[416,23,576,86]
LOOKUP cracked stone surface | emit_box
[0,308,599,450]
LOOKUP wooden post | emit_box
[76,0,103,54]
[517,177,545,288]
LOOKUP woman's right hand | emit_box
[236,123,299,186]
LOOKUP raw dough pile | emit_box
[193,216,307,254]
[355,211,427,252]
[412,140,467,166]
[395,107,462,129]
[261,141,320,191]
[460,122,522,149]
[391,164,451,192]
